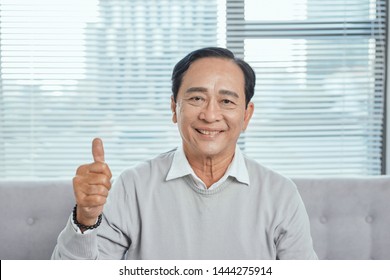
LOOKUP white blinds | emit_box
[227,0,387,176]
[0,0,220,178]
[0,0,387,178]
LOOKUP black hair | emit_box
[171,47,256,107]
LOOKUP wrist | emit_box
[72,204,102,231]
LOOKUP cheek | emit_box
[178,105,198,122]
[176,112,190,130]
[226,111,246,127]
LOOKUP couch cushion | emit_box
[294,177,390,260]
[0,180,74,260]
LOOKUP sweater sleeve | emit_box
[274,182,318,260]
[51,215,100,259]
[51,174,132,260]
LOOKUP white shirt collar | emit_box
[166,145,250,189]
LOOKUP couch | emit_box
[1,177,389,260]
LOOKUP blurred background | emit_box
[0,0,387,178]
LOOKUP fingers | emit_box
[74,183,109,206]
[73,170,111,192]
[88,161,112,178]
[73,177,110,208]
[86,172,111,190]
[92,138,105,163]
[81,183,109,197]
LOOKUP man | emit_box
[52,47,317,259]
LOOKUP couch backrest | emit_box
[294,177,390,260]
[0,177,389,259]
[0,180,74,260]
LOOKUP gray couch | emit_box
[1,177,389,260]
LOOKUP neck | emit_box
[184,149,235,188]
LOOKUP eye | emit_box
[187,96,205,106]
[221,99,234,105]
[189,96,205,103]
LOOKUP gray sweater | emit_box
[52,149,317,259]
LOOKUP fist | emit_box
[73,138,112,227]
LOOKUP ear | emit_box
[171,95,177,124]
[242,102,254,131]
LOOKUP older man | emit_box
[52,47,317,260]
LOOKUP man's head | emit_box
[170,47,255,161]
[171,47,256,108]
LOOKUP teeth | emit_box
[198,129,220,135]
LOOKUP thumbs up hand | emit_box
[73,138,112,230]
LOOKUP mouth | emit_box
[195,128,223,136]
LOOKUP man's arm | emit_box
[52,138,127,259]
[275,186,318,260]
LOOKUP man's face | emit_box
[171,57,254,160]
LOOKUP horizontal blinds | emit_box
[0,0,220,178]
[228,0,386,176]
[0,0,387,178]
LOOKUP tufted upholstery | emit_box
[295,177,390,260]
[0,177,389,260]
[0,180,74,260]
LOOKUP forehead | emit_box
[181,57,245,90]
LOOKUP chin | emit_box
[197,145,225,157]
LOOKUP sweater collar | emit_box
[166,145,250,186]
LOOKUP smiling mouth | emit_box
[196,129,223,136]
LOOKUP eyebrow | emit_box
[185,87,239,99]
[185,87,208,94]
[219,89,239,99]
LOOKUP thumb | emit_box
[92,138,105,162]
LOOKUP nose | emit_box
[199,99,222,122]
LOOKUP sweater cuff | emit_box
[57,215,99,259]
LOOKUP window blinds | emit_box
[0,0,387,178]
[0,0,220,178]
[227,0,387,176]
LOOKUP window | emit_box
[0,0,387,178]
[227,0,387,176]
